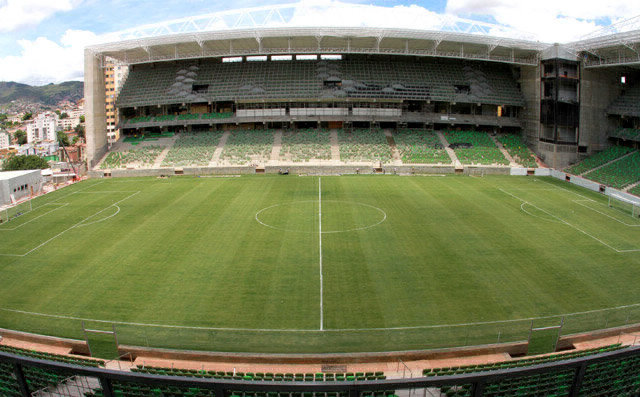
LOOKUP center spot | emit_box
[256,200,386,233]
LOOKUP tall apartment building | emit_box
[104,59,128,145]
[26,112,58,143]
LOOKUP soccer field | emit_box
[0,174,639,355]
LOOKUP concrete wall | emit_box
[579,66,621,154]
[0,170,43,205]
[519,65,540,146]
[85,50,108,168]
[88,165,522,178]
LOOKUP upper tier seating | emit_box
[117,59,525,108]
[609,128,640,142]
[565,146,634,175]
[608,84,640,117]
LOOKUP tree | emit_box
[2,155,49,171]
[60,112,69,119]
[72,135,79,145]
[57,130,69,147]
[79,115,85,123]
[74,124,85,138]
[21,112,32,121]
[14,129,27,145]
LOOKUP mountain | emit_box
[0,81,84,107]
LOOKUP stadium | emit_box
[2,2,640,396]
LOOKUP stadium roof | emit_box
[85,2,640,68]
[86,3,547,66]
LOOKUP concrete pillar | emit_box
[579,66,620,153]
[84,49,107,168]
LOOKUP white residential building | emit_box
[26,112,59,143]
[0,131,9,149]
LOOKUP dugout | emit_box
[0,170,44,206]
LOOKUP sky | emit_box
[0,0,639,85]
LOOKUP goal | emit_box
[608,193,640,218]
[0,200,33,224]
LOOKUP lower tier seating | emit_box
[442,131,508,165]
[338,129,393,163]
[565,146,634,175]
[497,134,537,168]
[583,151,640,189]
[393,129,450,164]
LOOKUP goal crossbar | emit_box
[608,193,640,218]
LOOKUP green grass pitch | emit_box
[0,174,639,356]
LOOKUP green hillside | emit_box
[0,81,83,106]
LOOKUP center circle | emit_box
[255,200,387,233]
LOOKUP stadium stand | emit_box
[0,345,104,367]
[442,131,508,165]
[133,367,386,382]
[564,146,635,175]
[116,58,525,108]
[608,83,640,118]
[337,129,393,163]
[220,130,275,165]
[392,129,451,164]
[583,151,640,188]
[99,146,164,169]
[609,128,640,142]
[0,345,104,396]
[424,344,624,397]
[161,131,223,167]
[280,129,332,162]
[496,134,537,168]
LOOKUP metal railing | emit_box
[1,345,640,397]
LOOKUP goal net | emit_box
[0,200,33,224]
[608,193,640,218]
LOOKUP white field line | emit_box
[572,200,640,227]
[536,178,596,202]
[319,177,324,331]
[75,205,121,228]
[4,300,640,333]
[0,203,69,231]
[0,191,140,257]
[49,181,106,204]
[499,188,640,253]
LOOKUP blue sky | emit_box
[0,0,637,85]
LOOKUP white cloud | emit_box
[445,0,640,42]
[0,0,82,32]
[286,0,445,30]
[0,30,99,85]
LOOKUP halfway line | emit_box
[319,177,324,331]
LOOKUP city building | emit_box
[0,130,9,149]
[26,112,59,143]
[104,59,127,145]
[0,169,44,206]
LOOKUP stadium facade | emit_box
[84,5,640,170]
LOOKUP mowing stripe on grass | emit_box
[4,300,640,332]
[499,188,640,253]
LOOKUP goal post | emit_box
[0,200,33,224]
[608,193,640,218]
